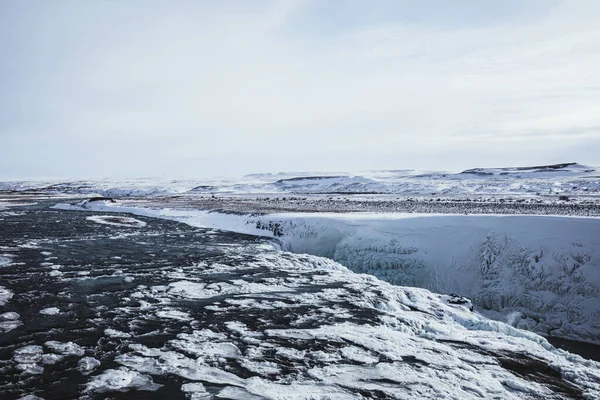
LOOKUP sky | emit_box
[1,0,600,180]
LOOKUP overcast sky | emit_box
[1,0,600,180]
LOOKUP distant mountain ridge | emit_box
[461,162,595,175]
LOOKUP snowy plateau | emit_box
[1,162,600,399]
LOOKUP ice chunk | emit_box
[77,357,101,375]
[39,307,60,315]
[85,367,162,393]
[181,382,207,392]
[0,286,13,306]
[155,310,190,321]
[0,255,12,266]
[0,319,22,332]
[104,328,132,338]
[44,341,85,356]
[181,382,211,399]
[13,345,43,364]
[1,312,19,321]
[86,215,147,228]
[13,345,44,375]
[41,353,64,365]
[217,386,264,400]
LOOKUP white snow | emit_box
[167,280,294,300]
[96,249,600,399]
[9,162,600,198]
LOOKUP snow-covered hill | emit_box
[2,162,599,198]
[460,163,596,177]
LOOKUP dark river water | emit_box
[0,202,268,399]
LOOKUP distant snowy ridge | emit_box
[273,175,385,194]
[4,162,600,197]
[54,200,600,344]
[460,162,596,177]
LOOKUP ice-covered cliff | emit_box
[253,213,600,343]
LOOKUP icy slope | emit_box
[254,213,600,343]
[108,251,600,399]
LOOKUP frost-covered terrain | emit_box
[2,162,599,201]
[0,201,599,399]
[2,164,600,398]
[257,213,600,343]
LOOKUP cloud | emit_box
[1,0,599,179]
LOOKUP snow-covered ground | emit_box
[3,162,600,200]
[4,163,600,397]
[1,193,600,398]
[57,200,600,344]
